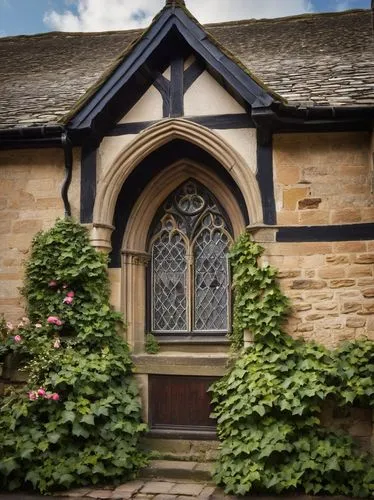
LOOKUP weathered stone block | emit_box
[347,265,373,278]
[307,292,334,302]
[324,318,343,329]
[366,317,374,331]
[355,253,374,264]
[301,254,326,267]
[326,255,350,265]
[283,187,310,210]
[333,242,367,253]
[358,278,374,286]
[305,270,315,278]
[342,302,362,314]
[315,302,338,311]
[331,208,362,224]
[363,288,374,298]
[305,313,324,321]
[297,323,314,332]
[361,207,374,222]
[318,266,346,279]
[293,304,312,312]
[359,301,374,315]
[277,212,299,225]
[329,279,356,288]
[277,270,301,279]
[276,165,300,184]
[291,279,326,289]
[299,210,329,225]
[346,317,366,328]
[298,197,322,210]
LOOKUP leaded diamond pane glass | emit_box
[152,229,187,332]
[193,225,229,331]
[149,179,232,335]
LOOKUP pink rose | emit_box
[66,291,75,298]
[45,393,52,399]
[14,335,22,343]
[53,338,61,349]
[37,388,46,397]
[28,391,38,401]
[48,280,57,288]
[51,393,60,401]
[63,296,73,305]
[47,316,63,326]
[35,323,42,328]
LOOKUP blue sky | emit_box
[0,0,371,37]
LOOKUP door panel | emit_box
[149,375,217,437]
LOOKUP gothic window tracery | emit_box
[149,180,233,335]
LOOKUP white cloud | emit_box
[44,0,314,32]
[335,0,350,11]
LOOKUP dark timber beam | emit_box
[80,141,97,224]
[170,56,184,117]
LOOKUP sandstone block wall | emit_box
[273,131,373,226]
[0,149,80,322]
[261,240,374,348]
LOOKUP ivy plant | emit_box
[210,233,374,497]
[144,334,160,355]
[0,218,147,493]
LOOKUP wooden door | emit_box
[149,374,217,438]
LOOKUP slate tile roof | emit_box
[0,9,372,129]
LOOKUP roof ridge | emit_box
[0,28,144,41]
[0,8,369,41]
[205,8,371,28]
[165,0,186,6]
[0,8,371,41]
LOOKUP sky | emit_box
[0,0,371,37]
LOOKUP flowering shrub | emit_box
[0,315,26,363]
[0,218,147,493]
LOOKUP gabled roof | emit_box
[0,8,372,130]
[66,0,277,133]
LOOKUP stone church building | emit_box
[0,0,373,450]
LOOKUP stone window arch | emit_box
[116,159,248,352]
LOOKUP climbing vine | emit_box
[0,219,147,493]
[211,233,374,497]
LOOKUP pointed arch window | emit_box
[149,180,233,336]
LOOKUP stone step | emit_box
[140,459,214,482]
[141,437,219,462]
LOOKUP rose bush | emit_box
[0,218,147,493]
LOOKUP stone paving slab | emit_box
[140,482,175,495]
[168,484,205,496]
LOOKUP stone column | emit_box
[122,249,150,353]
